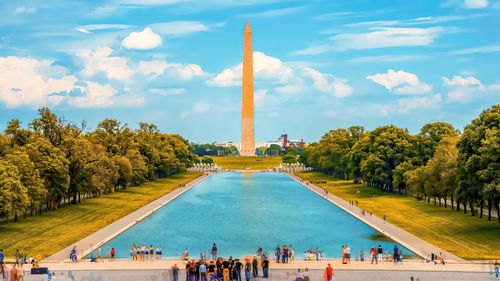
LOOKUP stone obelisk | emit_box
[241,21,255,156]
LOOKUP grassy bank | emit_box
[213,156,282,170]
[0,172,203,259]
[294,171,500,260]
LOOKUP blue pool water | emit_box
[96,172,414,259]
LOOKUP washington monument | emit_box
[241,21,255,156]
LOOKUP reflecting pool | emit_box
[96,172,414,259]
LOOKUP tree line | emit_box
[0,108,196,222]
[300,104,500,222]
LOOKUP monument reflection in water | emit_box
[95,172,415,259]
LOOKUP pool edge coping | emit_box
[285,172,467,264]
[44,172,211,262]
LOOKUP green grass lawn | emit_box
[213,156,283,170]
[294,171,500,260]
[0,172,202,259]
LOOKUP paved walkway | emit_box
[45,173,210,262]
[20,267,496,281]
[286,173,467,263]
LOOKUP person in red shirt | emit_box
[110,248,115,261]
[370,246,377,264]
[323,264,334,281]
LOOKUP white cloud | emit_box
[148,88,185,95]
[348,54,430,63]
[443,75,482,87]
[14,6,36,14]
[464,0,489,8]
[78,47,133,81]
[333,27,443,51]
[442,75,500,103]
[276,84,303,94]
[149,21,221,36]
[122,28,162,50]
[207,52,294,87]
[70,81,117,108]
[292,27,443,55]
[0,57,77,108]
[208,51,352,98]
[75,24,132,33]
[452,44,500,55]
[238,7,302,18]
[302,67,353,97]
[396,94,442,113]
[136,60,204,80]
[366,69,432,94]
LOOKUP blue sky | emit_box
[0,0,499,143]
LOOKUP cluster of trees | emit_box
[0,108,196,222]
[301,104,500,222]
[192,144,238,157]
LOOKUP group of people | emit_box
[173,256,270,281]
[274,245,295,263]
[130,244,162,261]
[303,248,323,261]
[182,243,219,262]
[1,264,25,281]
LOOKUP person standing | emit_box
[199,262,207,281]
[244,260,251,281]
[234,259,242,281]
[200,250,205,261]
[370,246,377,264]
[252,256,258,277]
[275,245,281,263]
[140,244,146,261]
[345,245,351,264]
[15,249,21,265]
[393,245,399,264]
[282,246,288,263]
[289,245,294,262]
[110,248,115,261]
[0,249,3,265]
[17,265,24,281]
[303,267,310,281]
[262,256,269,279]
[256,246,263,262]
[211,243,218,261]
[341,246,345,264]
[493,260,499,279]
[377,245,383,262]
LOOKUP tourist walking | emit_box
[370,246,377,264]
[262,256,269,278]
[324,264,334,281]
[211,243,218,261]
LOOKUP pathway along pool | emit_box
[93,172,415,259]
